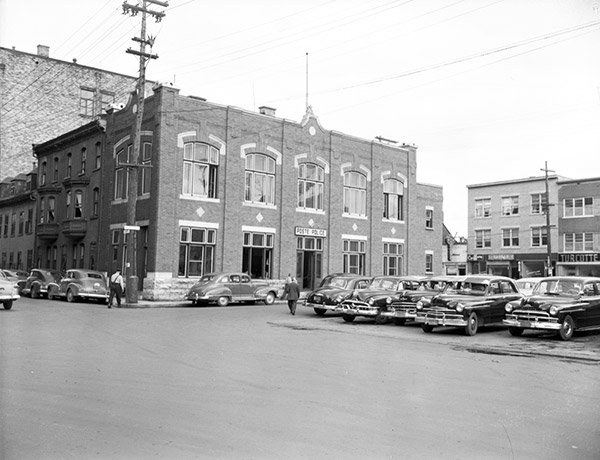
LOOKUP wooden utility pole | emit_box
[122,0,167,303]
[541,161,555,276]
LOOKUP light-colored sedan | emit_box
[0,270,20,309]
[185,272,279,306]
[515,277,540,296]
[47,269,109,303]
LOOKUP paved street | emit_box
[1,297,599,460]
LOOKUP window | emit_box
[47,197,56,223]
[178,227,216,277]
[26,209,33,234]
[142,142,152,195]
[475,229,491,249]
[383,242,403,276]
[72,244,78,268]
[425,208,434,229]
[343,239,366,274]
[297,163,324,211]
[79,88,94,116]
[502,228,519,247]
[79,244,85,268]
[66,153,72,178]
[53,157,59,182]
[100,91,115,114]
[475,198,491,218]
[242,231,274,278]
[564,233,593,252]
[3,215,8,237]
[95,142,102,169]
[501,196,519,216]
[10,213,16,237]
[425,252,433,273]
[343,171,367,216]
[531,193,546,215]
[92,188,99,217]
[531,227,548,247]
[66,191,71,218]
[383,179,403,220]
[114,146,131,200]
[80,148,86,174]
[182,142,218,199]
[18,212,24,236]
[40,161,47,186]
[245,153,274,205]
[74,190,83,218]
[564,197,593,217]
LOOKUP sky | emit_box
[1,0,599,237]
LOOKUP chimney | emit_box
[37,45,50,58]
[259,106,276,117]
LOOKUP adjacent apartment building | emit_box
[92,84,443,299]
[0,45,152,180]
[466,175,565,278]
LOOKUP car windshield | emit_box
[370,278,399,290]
[534,279,583,296]
[326,277,352,288]
[199,275,215,282]
[444,281,487,296]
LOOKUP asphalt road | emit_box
[1,297,599,460]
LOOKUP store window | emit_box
[297,163,324,211]
[383,242,403,276]
[383,179,403,221]
[242,231,273,278]
[179,227,216,277]
[343,239,365,274]
[343,171,366,217]
[245,154,275,205]
[182,142,218,198]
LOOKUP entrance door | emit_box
[297,250,322,291]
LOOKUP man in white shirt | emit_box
[108,268,125,308]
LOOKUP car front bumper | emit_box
[338,302,380,317]
[415,310,467,327]
[80,292,109,300]
[503,316,561,331]
[304,301,339,311]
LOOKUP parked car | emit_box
[338,276,424,324]
[388,275,457,325]
[303,273,372,315]
[0,270,20,310]
[503,276,600,341]
[1,269,29,283]
[47,269,109,303]
[19,269,63,298]
[185,272,279,306]
[515,277,541,296]
[415,275,522,336]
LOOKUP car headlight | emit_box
[416,301,423,311]
[456,303,465,313]
[505,303,514,313]
[335,295,343,303]
[549,306,558,316]
[368,298,375,305]
[386,296,392,304]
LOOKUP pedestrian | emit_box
[283,277,301,315]
[108,268,125,308]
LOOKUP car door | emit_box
[227,274,242,301]
[486,280,506,323]
[237,274,255,300]
[583,281,600,328]
[60,271,73,295]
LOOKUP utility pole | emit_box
[541,161,555,276]
[122,0,167,303]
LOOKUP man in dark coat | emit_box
[283,277,301,315]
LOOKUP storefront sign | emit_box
[488,254,515,261]
[558,253,600,263]
[295,227,327,237]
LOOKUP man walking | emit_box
[283,277,301,315]
[108,268,125,308]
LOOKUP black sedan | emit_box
[303,273,372,315]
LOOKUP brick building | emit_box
[0,172,36,271]
[556,177,600,277]
[0,45,152,180]
[99,84,444,300]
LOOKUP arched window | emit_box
[182,142,218,198]
[343,171,366,216]
[114,147,130,200]
[383,179,404,221]
[245,153,275,205]
[298,163,324,211]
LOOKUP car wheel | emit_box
[263,292,275,305]
[66,289,75,303]
[374,313,388,325]
[421,324,434,333]
[342,313,355,323]
[394,318,407,326]
[3,300,13,310]
[558,315,575,341]
[31,285,40,299]
[465,312,479,336]
[217,296,229,307]
[47,290,55,301]
[508,327,524,337]
[314,308,326,316]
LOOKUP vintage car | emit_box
[0,269,20,309]
[303,273,372,315]
[19,269,63,298]
[185,272,279,306]
[415,275,522,336]
[515,277,541,296]
[47,269,109,303]
[1,269,29,283]
[338,275,424,324]
[503,276,600,341]
[387,275,457,325]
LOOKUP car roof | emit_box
[534,276,600,283]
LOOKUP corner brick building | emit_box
[100,84,443,300]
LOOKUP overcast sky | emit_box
[1,0,599,236]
